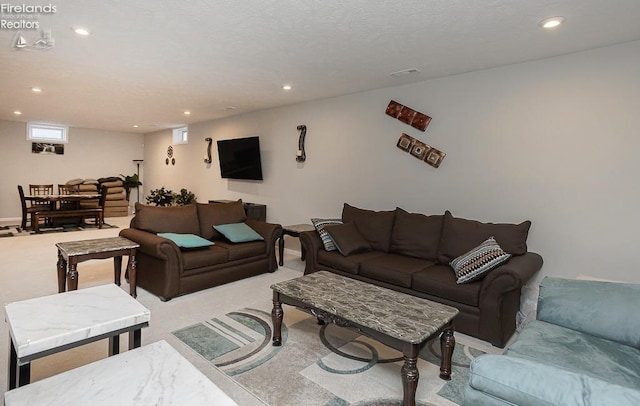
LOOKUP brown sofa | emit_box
[300,204,543,348]
[119,200,281,301]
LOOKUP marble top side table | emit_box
[4,340,238,406]
[5,284,150,389]
[271,271,459,406]
[278,223,315,266]
[56,236,140,297]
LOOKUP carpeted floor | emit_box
[173,306,489,406]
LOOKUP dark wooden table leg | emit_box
[278,230,285,266]
[129,329,142,350]
[57,250,67,293]
[129,251,137,298]
[114,255,122,286]
[401,342,419,406]
[271,291,283,346]
[67,258,79,291]
[17,362,30,387]
[439,324,455,380]
[8,338,17,390]
[109,334,120,356]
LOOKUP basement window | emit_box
[172,126,188,144]
[27,122,68,143]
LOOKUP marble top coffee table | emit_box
[5,284,150,389]
[56,236,140,297]
[270,271,459,406]
[4,340,238,406]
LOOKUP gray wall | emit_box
[0,121,144,219]
[143,40,640,288]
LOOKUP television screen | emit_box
[217,136,264,180]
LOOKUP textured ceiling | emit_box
[1,0,639,133]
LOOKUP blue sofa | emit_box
[464,277,640,405]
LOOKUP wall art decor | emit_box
[166,145,173,165]
[385,100,432,131]
[296,124,307,162]
[31,142,64,155]
[204,137,213,164]
[396,133,446,169]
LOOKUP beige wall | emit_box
[0,122,144,219]
[143,40,640,287]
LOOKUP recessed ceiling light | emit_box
[132,125,139,128]
[13,110,22,115]
[73,27,91,36]
[540,16,565,29]
[183,111,191,115]
[282,85,292,91]
[31,87,42,93]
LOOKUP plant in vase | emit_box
[175,188,197,205]
[146,187,175,206]
[119,173,142,201]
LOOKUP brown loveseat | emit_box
[119,200,281,301]
[300,204,543,348]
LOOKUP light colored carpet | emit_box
[0,216,500,405]
[173,306,490,406]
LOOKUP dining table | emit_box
[25,193,103,232]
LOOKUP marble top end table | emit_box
[56,236,140,297]
[5,284,150,389]
[4,340,238,406]
[270,271,459,406]
[278,223,315,266]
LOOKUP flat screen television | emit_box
[217,136,264,180]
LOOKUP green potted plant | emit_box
[119,173,142,201]
[145,187,175,206]
[174,188,196,205]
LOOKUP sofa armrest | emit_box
[119,228,179,261]
[538,277,640,347]
[466,354,640,406]
[478,252,543,347]
[299,230,323,275]
[245,219,282,246]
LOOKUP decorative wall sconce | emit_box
[296,125,307,162]
[204,137,212,164]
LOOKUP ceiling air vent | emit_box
[389,68,420,77]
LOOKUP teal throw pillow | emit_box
[158,233,214,249]
[213,223,264,243]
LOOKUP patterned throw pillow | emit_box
[450,237,511,284]
[311,218,343,251]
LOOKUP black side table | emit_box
[279,224,315,266]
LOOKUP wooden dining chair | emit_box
[17,185,40,230]
[29,184,54,227]
[58,184,79,210]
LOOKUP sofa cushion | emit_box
[389,208,442,260]
[318,250,385,275]
[342,203,396,252]
[450,237,511,284]
[215,241,266,261]
[197,200,247,240]
[311,218,343,251]
[437,210,531,263]
[507,320,640,390]
[412,265,481,307]
[181,246,229,271]
[133,203,200,235]
[157,233,214,249]
[359,254,432,288]
[214,222,264,243]
[324,223,371,256]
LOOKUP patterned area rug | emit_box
[0,222,117,237]
[173,307,484,405]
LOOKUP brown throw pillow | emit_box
[437,210,530,264]
[324,223,371,256]
[341,203,396,252]
[197,200,247,240]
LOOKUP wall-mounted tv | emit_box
[217,136,264,180]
